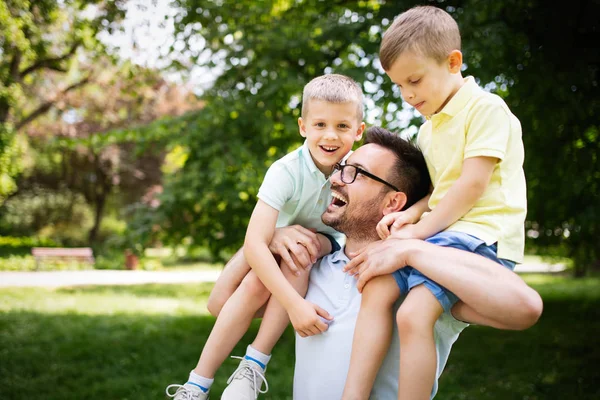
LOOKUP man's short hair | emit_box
[301,74,364,122]
[380,5,461,70]
[364,126,430,210]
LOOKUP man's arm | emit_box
[344,238,543,330]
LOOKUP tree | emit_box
[13,61,201,243]
[152,0,598,273]
[0,0,127,203]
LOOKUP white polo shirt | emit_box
[257,140,344,243]
[294,249,468,399]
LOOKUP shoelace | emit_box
[227,356,270,398]
[165,384,203,400]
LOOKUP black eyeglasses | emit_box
[333,163,399,192]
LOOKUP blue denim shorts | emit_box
[392,231,516,312]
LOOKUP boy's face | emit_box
[385,50,463,117]
[298,100,365,175]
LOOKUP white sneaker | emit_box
[166,383,209,400]
[220,356,269,400]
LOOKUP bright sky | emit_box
[96,0,418,132]
[97,0,218,93]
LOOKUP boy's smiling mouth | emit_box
[319,145,340,153]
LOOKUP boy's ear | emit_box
[355,121,366,141]
[383,191,407,214]
[298,117,307,138]
[447,50,463,73]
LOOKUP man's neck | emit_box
[344,237,376,259]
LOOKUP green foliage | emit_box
[0,235,58,256]
[0,188,94,244]
[0,254,36,271]
[152,0,599,272]
[457,0,600,275]
[0,0,127,205]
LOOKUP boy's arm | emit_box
[378,193,431,239]
[244,200,332,336]
[408,156,497,239]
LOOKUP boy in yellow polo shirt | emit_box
[341,5,527,400]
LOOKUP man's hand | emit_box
[269,225,321,276]
[288,298,333,337]
[376,211,420,240]
[343,239,419,292]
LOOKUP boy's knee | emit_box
[362,276,399,308]
[239,272,270,303]
[396,300,435,337]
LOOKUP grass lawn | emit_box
[0,274,599,399]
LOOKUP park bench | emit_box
[31,247,95,270]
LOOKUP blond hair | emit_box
[380,5,461,70]
[301,74,364,122]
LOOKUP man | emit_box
[292,127,542,399]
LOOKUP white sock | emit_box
[185,370,213,393]
[244,345,271,370]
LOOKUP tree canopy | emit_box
[147,0,599,273]
[0,0,127,202]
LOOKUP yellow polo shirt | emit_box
[417,77,527,262]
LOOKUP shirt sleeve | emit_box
[257,160,295,211]
[464,99,511,161]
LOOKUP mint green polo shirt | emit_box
[257,141,345,243]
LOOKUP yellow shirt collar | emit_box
[428,76,479,120]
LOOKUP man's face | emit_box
[322,143,396,240]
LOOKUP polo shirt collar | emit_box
[300,140,322,176]
[329,247,350,264]
[430,76,479,119]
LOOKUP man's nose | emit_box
[329,169,344,185]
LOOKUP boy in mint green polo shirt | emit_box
[166,74,365,400]
[341,6,528,400]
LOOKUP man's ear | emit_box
[447,50,463,73]
[298,117,307,138]
[383,191,407,215]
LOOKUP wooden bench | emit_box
[31,247,95,270]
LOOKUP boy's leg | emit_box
[396,284,444,400]
[207,247,251,317]
[221,263,311,400]
[193,270,271,378]
[342,274,401,400]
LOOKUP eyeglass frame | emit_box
[333,162,400,192]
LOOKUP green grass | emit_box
[0,275,598,399]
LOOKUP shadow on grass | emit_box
[1,279,599,400]
[56,282,216,300]
[0,311,296,400]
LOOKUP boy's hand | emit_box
[270,225,321,275]
[389,223,423,240]
[376,211,418,240]
[289,299,333,337]
[343,239,415,292]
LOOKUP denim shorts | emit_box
[392,231,516,312]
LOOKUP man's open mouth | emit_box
[330,191,347,207]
